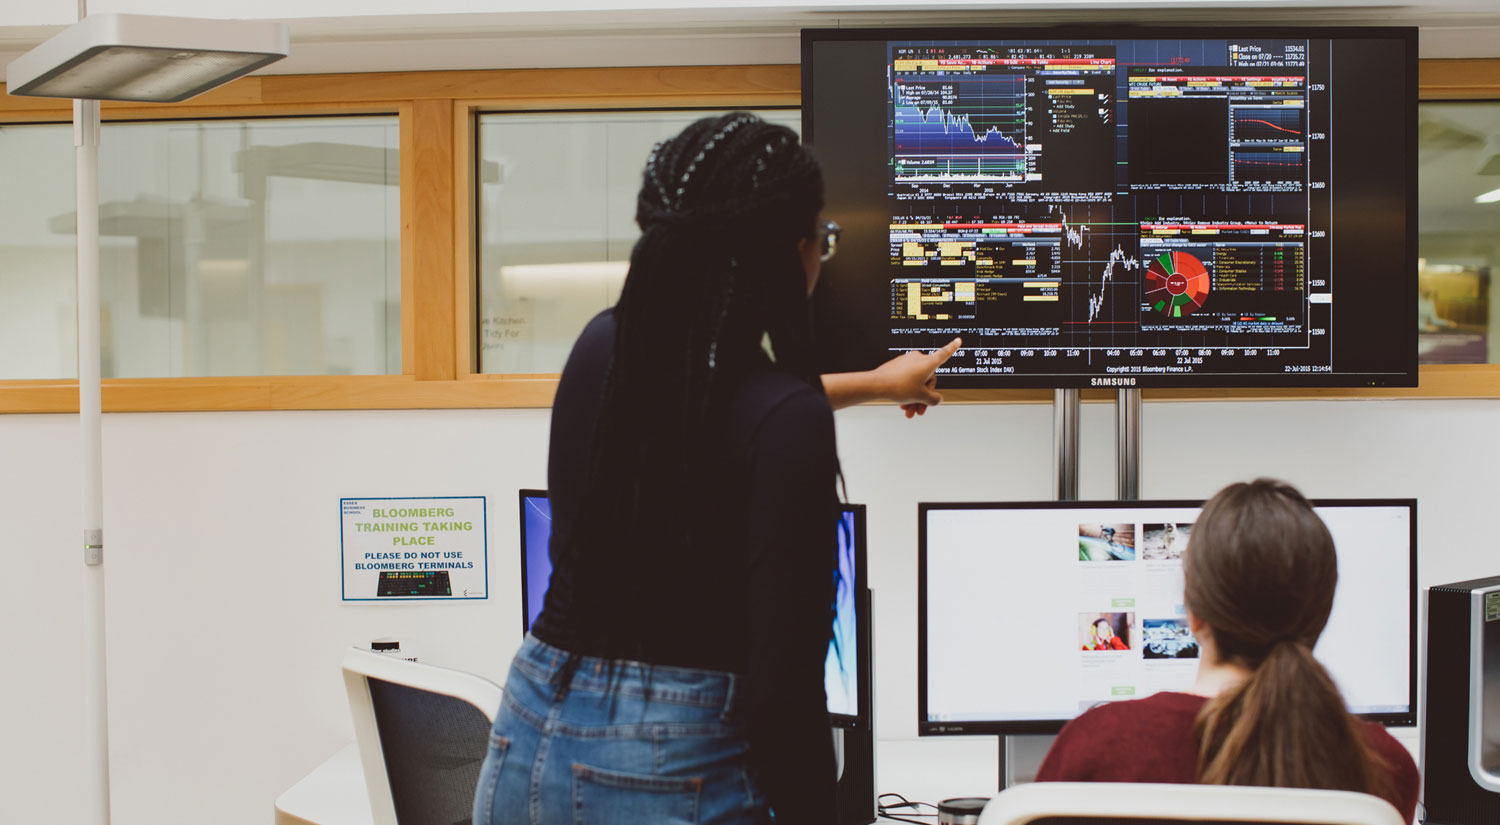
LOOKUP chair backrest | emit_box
[977,782,1406,825]
[342,648,505,825]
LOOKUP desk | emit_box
[275,745,372,825]
[274,733,1421,825]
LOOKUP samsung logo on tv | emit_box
[1092,377,1137,387]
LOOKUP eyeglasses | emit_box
[819,220,842,262]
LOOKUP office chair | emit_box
[977,782,1405,825]
[342,648,505,825]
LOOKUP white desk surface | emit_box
[273,730,1422,825]
[275,744,372,825]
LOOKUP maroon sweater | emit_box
[1035,692,1419,824]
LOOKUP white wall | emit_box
[1,396,1497,823]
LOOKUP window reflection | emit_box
[0,117,400,379]
[1418,102,1500,365]
[476,110,799,374]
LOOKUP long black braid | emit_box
[549,113,829,685]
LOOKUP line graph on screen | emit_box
[892,76,1035,182]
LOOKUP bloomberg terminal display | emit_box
[803,28,1417,388]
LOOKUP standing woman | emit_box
[1036,479,1420,822]
[474,113,848,825]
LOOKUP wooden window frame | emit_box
[0,59,1494,412]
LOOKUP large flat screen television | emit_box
[803,27,1417,388]
[519,490,872,727]
[918,499,1416,735]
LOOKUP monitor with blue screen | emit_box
[519,489,868,725]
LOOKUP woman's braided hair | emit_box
[556,112,826,660]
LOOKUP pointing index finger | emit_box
[929,337,962,367]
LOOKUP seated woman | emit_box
[1036,479,1419,823]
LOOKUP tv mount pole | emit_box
[1117,388,1141,500]
[1054,388,1080,501]
[997,388,1082,788]
[1000,387,1140,789]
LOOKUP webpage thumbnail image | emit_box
[1079,523,1135,561]
[1141,522,1192,561]
[1142,617,1200,660]
[1080,611,1134,651]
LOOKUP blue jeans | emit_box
[473,635,771,825]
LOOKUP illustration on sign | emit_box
[340,497,488,601]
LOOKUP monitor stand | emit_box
[998,734,1055,789]
[835,586,876,824]
[836,724,875,823]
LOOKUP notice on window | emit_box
[340,497,487,601]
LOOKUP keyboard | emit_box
[376,570,452,597]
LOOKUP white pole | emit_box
[76,92,110,825]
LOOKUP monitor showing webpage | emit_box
[520,491,865,722]
[919,500,1414,735]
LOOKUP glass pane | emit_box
[0,124,75,378]
[1418,101,1500,365]
[477,109,799,374]
[0,116,400,378]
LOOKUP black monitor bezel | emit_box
[917,498,1418,736]
[800,25,1419,390]
[518,488,872,727]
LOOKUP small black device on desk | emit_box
[376,570,451,597]
[937,797,989,825]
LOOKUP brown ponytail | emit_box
[1185,480,1392,805]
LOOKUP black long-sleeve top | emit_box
[532,309,839,823]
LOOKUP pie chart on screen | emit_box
[1145,251,1210,318]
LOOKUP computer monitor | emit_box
[519,489,870,726]
[803,27,1417,388]
[918,499,1415,735]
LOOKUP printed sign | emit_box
[1487,591,1500,622]
[341,497,487,601]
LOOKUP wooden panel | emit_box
[270,375,556,410]
[1420,58,1500,100]
[0,379,271,414]
[0,381,86,414]
[0,65,799,124]
[106,380,273,411]
[6,57,1481,118]
[408,99,458,380]
[0,364,1494,414]
[1,58,1479,120]
[262,65,800,106]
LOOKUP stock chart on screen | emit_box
[806,29,1415,388]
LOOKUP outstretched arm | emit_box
[821,337,961,415]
